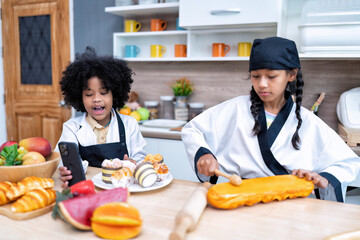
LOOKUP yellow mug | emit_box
[124,20,142,32]
[151,45,166,57]
[238,42,252,57]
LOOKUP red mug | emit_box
[212,43,231,57]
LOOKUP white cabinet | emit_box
[106,1,280,62]
[105,1,360,61]
[105,2,179,18]
[144,137,198,182]
[179,0,283,30]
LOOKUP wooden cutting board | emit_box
[0,202,55,220]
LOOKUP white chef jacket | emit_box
[55,109,147,162]
[181,95,360,202]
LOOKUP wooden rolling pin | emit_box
[169,182,211,240]
[214,169,242,186]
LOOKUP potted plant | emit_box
[171,77,194,97]
[170,77,194,121]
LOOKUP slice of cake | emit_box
[101,158,123,184]
[134,162,157,188]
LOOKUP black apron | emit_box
[79,112,129,167]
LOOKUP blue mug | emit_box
[176,18,185,31]
[125,45,140,58]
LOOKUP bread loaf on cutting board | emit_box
[0,181,15,205]
[11,188,56,213]
[207,175,314,209]
[6,176,54,201]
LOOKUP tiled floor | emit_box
[345,187,360,205]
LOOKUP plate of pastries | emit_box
[0,176,56,220]
[92,153,173,192]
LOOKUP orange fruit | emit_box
[119,107,131,115]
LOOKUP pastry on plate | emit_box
[153,163,169,181]
[101,158,123,184]
[143,153,164,165]
[111,160,136,188]
[134,162,157,188]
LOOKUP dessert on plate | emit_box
[101,158,123,184]
[153,163,170,181]
[143,153,164,165]
[111,160,136,188]
[134,162,157,188]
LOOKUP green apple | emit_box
[136,107,150,120]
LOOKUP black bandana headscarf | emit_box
[249,37,301,72]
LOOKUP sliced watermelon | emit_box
[58,188,128,230]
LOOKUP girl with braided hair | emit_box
[181,37,360,202]
[55,47,147,188]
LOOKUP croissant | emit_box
[6,176,54,201]
[11,188,56,213]
[0,181,15,205]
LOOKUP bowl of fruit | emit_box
[0,137,61,182]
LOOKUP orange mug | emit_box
[151,19,167,31]
[212,43,231,57]
[174,44,187,57]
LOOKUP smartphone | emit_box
[58,142,86,186]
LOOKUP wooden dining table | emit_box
[1,166,360,240]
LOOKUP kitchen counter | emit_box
[139,125,182,140]
[140,124,360,156]
[1,167,360,239]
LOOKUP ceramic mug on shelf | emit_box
[176,18,185,31]
[124,20,142,32]
[174,44,187,57]
[151,19,167,31]
[212,43,231,57]
[125,45,140,58]
[151,45,166,57]
[238,42,252,57]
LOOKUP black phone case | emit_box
[58,142,86,186]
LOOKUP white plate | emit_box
[142,119,187,128]
[92,172,173,193]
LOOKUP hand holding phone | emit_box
[58,142,86,186]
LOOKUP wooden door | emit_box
[1,0,71,149]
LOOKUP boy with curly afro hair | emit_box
[56,47,147,188]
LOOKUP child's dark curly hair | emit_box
[60,46,134,112]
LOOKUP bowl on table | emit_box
[0,151,61,182]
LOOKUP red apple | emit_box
[0,141,18,152]
[19,137,52,157]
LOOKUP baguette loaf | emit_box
[11,188,56,213]
[6,176,54,201]
[0,181,15,205]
